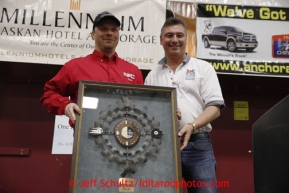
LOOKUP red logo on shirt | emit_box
[186,69,195,73]
[185,69,195,80]
[123,72,135,81]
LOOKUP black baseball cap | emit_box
[92,11,121,30]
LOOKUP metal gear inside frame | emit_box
[88,95,163,177]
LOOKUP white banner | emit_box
[195,3,289,77]
[0,0,166,69]
[196,4,289,62]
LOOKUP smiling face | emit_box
[92,18,119,57]
[160,24,187,57]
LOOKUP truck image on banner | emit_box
[202,26,258,52]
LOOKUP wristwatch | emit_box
[188,122,196,132]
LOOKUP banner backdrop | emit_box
[1,0,288,77]
[196,3,289,77]
[0,0,166,69]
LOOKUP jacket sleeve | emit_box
[40,64,74,115]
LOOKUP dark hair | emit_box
[160,17,187,35]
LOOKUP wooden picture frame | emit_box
[70,81,182,193]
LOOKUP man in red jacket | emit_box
[40,11,143,127]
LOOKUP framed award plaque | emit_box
[70,81,182,193]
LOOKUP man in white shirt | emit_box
[145,17,225,193]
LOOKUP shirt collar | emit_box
[158,53,190,65]
[92,49,118,63]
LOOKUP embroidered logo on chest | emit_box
[185,69,195,80]
[123,72,135,81]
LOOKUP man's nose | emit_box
[171,35,178,42]
[106,29,113,35]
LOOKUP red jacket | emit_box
[40,50,143,116]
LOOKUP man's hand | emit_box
[176,108,182,127]
[178,124,194,151]
[65,103,81,124]
[176,108,182,120]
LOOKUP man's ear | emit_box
[91,31,95,40]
